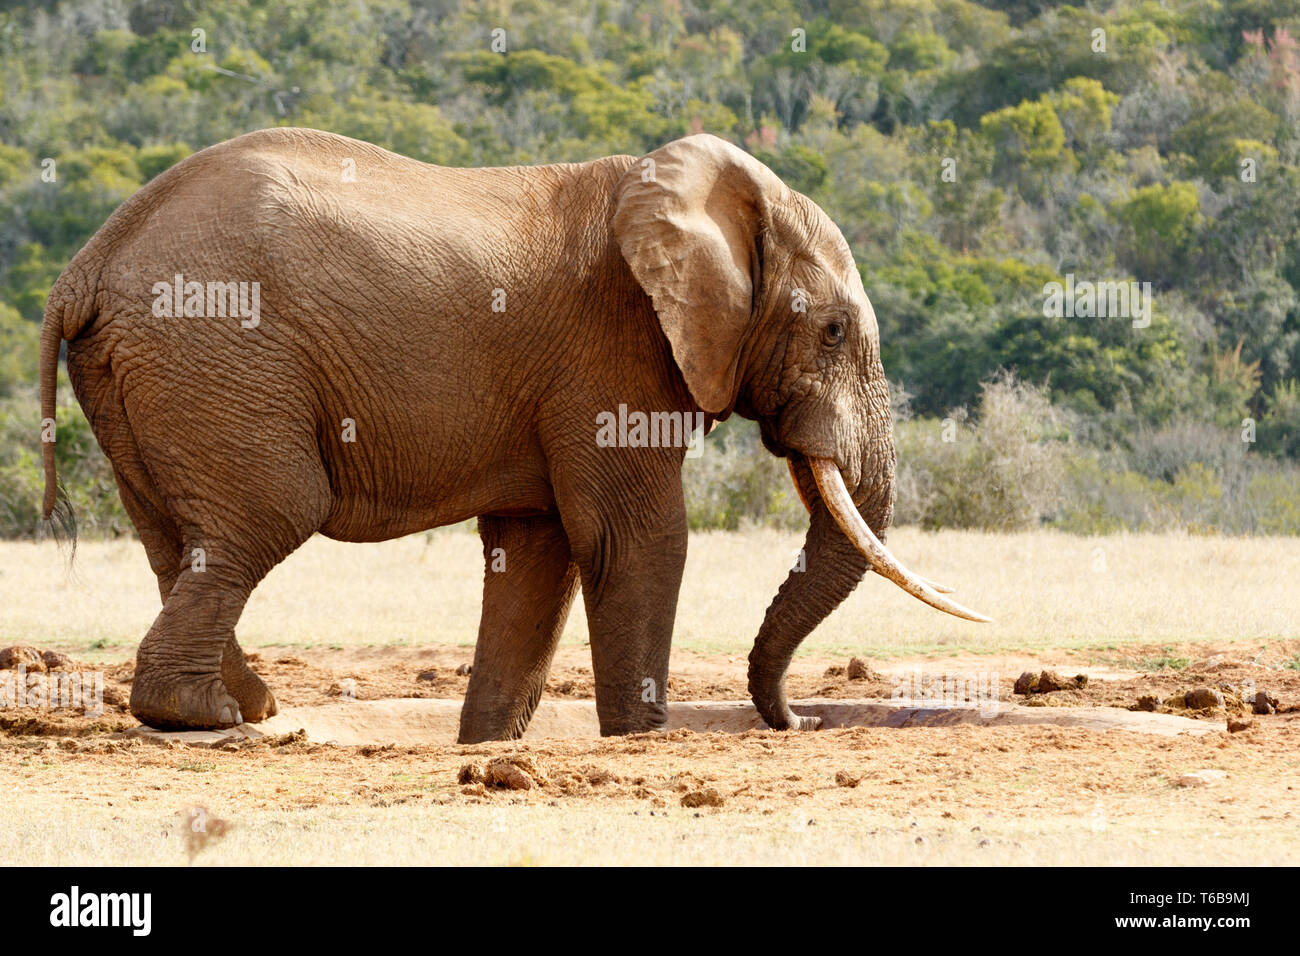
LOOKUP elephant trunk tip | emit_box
[748,653,824,732]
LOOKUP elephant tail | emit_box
[39,296,62,520]
[38,267,86,553]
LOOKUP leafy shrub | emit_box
[1055,448,1300,534]
[895,375,1068,530]
[1126,419,1250,483]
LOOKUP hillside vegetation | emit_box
[2,0,1298,535]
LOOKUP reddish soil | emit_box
[4,639,1300,738]
[2,640,1297,827]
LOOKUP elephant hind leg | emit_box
[116,466,282,724]
[457,514,580,743]
[122,443,330,730]
[130,565,252,730]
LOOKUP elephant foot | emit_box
[221,641,279,723]
[130,672,244,731]
[788,713,823,731]
[595,704,669,736]
[754,700,824,731]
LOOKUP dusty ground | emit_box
[3,532,1299,865]
[3,639,1299,865]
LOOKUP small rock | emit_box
[1226,718,1255,734]
[416,669,439,682]
[455,663,472,676]
[1184,687,1224,710]
[1039,670,1087,692]
[1014,670,1087,695]
[1176,769,1227,788]
[41,650,72,669]
[834,770,860,788]
[680,788,724,808]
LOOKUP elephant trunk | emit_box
[747,460,869,731]
[748,454,990,731]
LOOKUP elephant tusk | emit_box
[809,458,991,623]
[787,459,952,592]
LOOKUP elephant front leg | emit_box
[569,501,688,736]
[458,514,580,743]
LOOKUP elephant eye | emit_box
[821,320,845,348]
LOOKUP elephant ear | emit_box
[612,135,787,414]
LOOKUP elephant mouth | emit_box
[791,457,992,623]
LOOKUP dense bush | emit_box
[0,387,130,539]
[894,376,1068,530]
[2,0,1299,537]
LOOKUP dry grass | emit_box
[2,528,1297,660]
[4,799,1289,867]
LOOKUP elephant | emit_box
[38,127,987,741]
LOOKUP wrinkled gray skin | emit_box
[40,128,894,740]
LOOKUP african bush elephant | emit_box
[39,128,987,740]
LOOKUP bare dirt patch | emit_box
[5,710,1299,861]
[4,638,1299,864]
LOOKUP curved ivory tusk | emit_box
[787,459,954,592]
[809,458,992,623]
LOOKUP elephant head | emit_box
[612,134,989,730]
